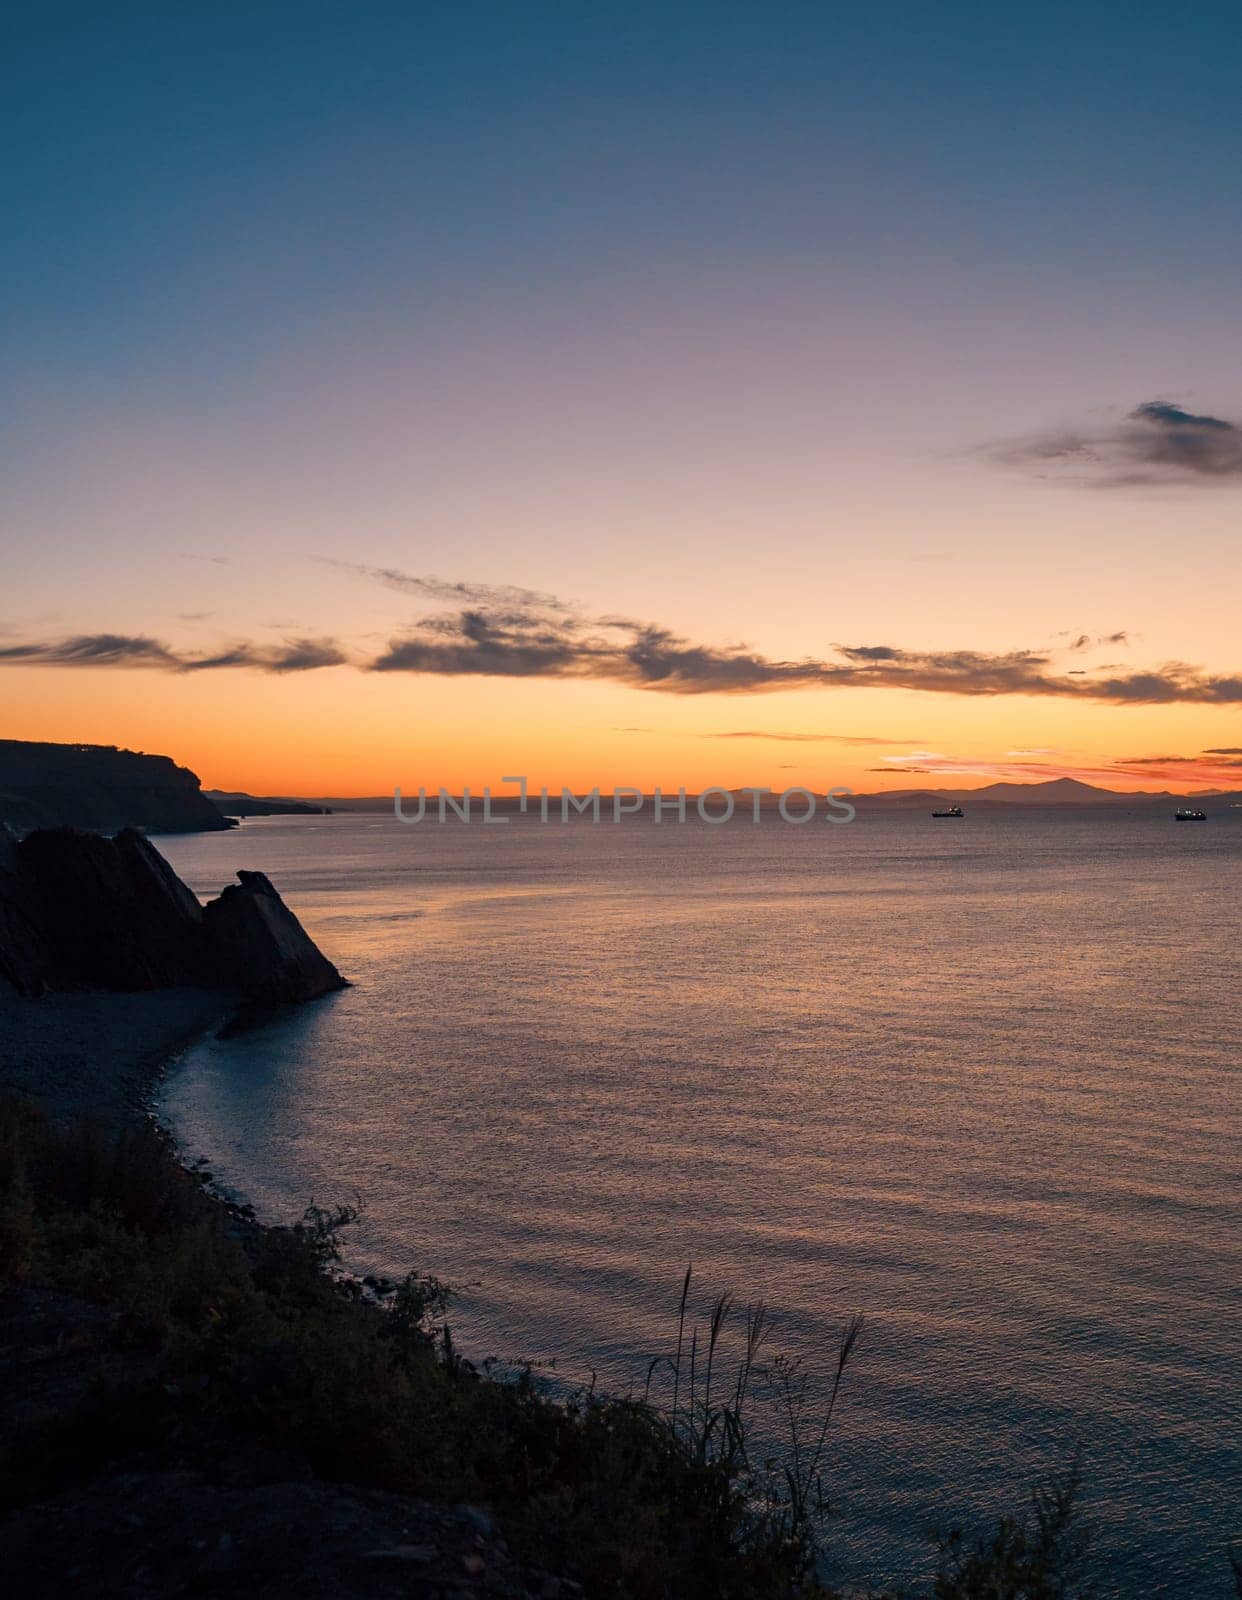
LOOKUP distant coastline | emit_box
[5,740,1234,840]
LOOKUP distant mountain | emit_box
[961,777,1177,804]
[0,740,231,836]
[853,777,1226,806]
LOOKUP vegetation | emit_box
[0,1093,837,1598]
[0,1093,1230,1598]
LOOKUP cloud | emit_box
[986,400,1242,487]
[1061,631,1128,653]
[877,749,1242,788]
[0,633,346,673]
[4,580,1242,710]
[1117,751,1242,771]
[368,604,1242,704]
[0,634,183,668]
[321,560,571,613]
[256,638,348,673]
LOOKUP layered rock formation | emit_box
[0,825,345,1004]
[0,740,231,836]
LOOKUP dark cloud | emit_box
[839,644,901,661]
[369,604,1242,704]
[256,638,349,673]
[0,633,346,673]
[4,581,1241,708]
[987,399,1242,487]
[0,634,181,668]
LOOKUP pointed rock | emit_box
[202,871,346,1003]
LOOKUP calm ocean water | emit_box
[157,809,1241,1596]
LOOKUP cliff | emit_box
[0,740,231,836]
[0,825,345,1004]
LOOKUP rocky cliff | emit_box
[0,740,231,836]
[200,871,345,1001]
[0,825,345,1004]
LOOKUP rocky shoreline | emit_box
[0,840,589,1600]
[0,1007,582,1600]
[0,986,234,1130]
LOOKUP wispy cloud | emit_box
[1063,630,1129,652]
[986,399,1242,488]
[878,748,1242,788]
[0,635,180,669]
[321,559,571,613]
[0,633,346,673]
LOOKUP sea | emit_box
[156,806,1241,1597]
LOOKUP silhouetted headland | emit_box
[0,739,232,836]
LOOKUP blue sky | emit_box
[4,3,1242,791]
[8,0,1242,385]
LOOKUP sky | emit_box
[4,1,1242,795]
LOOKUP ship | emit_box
[932,805,964,818]
[1174,808,1207,822]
